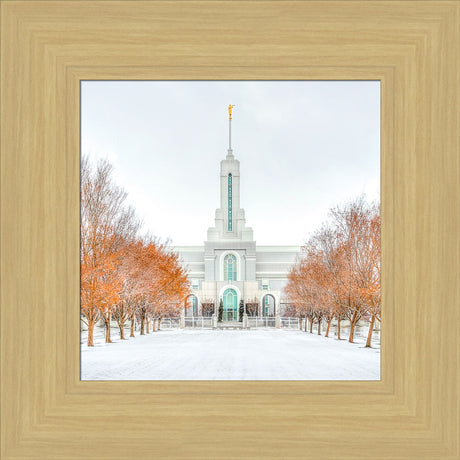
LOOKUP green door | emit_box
[222,288,238,321]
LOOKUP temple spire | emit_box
[227,104,235,157]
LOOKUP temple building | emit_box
[175,106,300,321]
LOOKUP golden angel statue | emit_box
[228,104,235,119]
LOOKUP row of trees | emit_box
[285,196,380,347]
[81,157,190,346]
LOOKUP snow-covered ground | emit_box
[81,328,380,380]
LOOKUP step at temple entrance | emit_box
[217,321,244,330]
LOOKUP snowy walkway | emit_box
[81,329,380,380]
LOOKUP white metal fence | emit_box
[184,317,213,329]
[159,316,302,330]
[159,317,180,329]
[280,317,300,329]
[247,317,276,328]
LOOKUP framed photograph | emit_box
[80,80,381,382]
[2,1,459,459]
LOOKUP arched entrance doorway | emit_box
[222,288,238,321]
[261,294,276,317]
[185,294,198,317]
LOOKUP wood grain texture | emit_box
[1,1,458,459]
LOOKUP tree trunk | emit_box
[349,320,356,343]
[365,314,376,348]
[118,323,125,340]
[317,319,321,335]
[304,316,307,332]
[105,318,112,343]
[158,318,162,330]
[325,319,332,338]
[146,317,150,334]
[309,317,313,334]
[87,320,95,347]
[130,317,135,337]
[140,315,145,335]
[337,318,341,340]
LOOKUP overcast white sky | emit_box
[81,81,380,246]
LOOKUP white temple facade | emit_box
[175,107,300,321]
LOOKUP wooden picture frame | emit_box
[1,1,458,459]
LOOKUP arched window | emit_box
[224,254,237,281]
[228,173,232,231]
[191,295,197,314]
[185,294,198,317]
[262,294,276,317]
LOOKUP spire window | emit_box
[228,173,233,231]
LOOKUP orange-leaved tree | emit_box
[285,196,380,345]
[330,197,380,343]
[80,156,140,346]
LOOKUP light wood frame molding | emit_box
[1,2,459,459]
